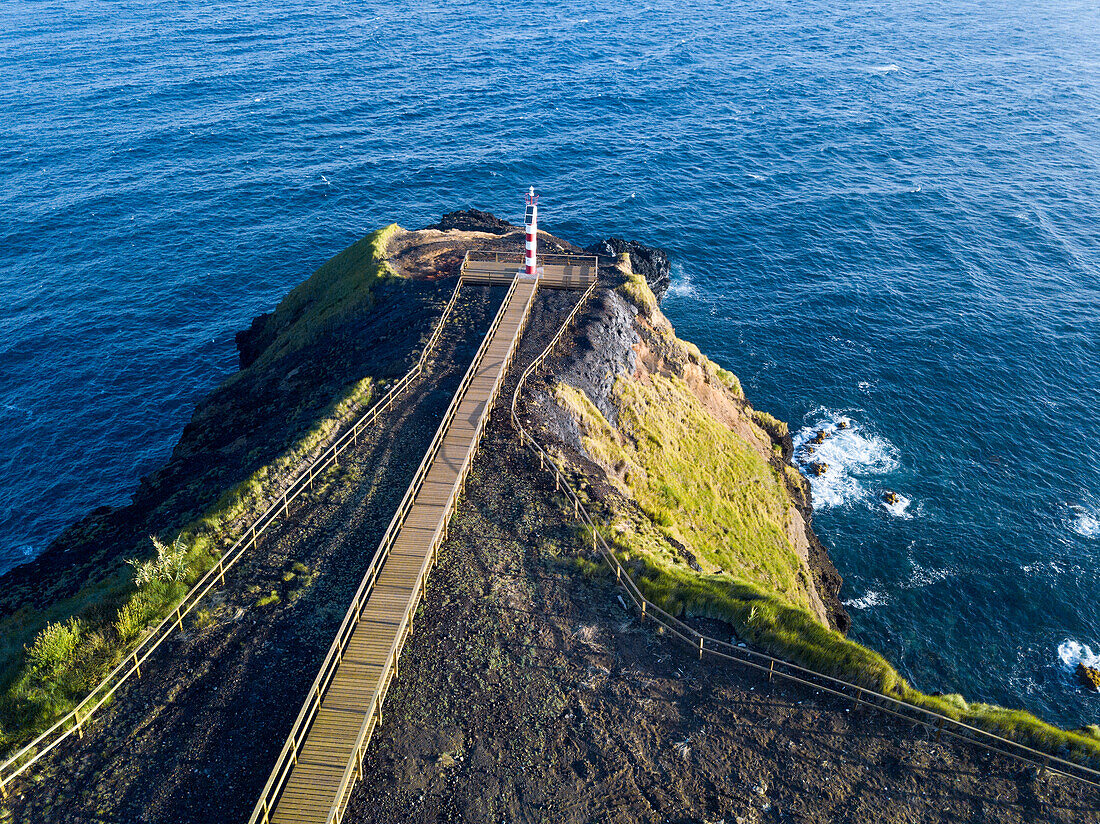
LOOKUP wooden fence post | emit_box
[767,660,774,683]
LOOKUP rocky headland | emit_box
[0,214,1097,823]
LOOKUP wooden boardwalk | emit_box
[253,257,596,824]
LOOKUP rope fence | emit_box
[508,278,1100,792]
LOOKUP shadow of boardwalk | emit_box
[3,285,504,824]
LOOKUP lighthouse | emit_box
[523,186,539,277]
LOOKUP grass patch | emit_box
[237,224,403,370]
[555,374,818,612]
[751,409,788,443]
[617,264,658,318]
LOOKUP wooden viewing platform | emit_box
[251,255,597,824]
[459,250,598,289]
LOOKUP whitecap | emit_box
[867,64,900,76]
[792,412,899,509]
[905,562,953,588]
[666,261,697,299]
[1058,639,1100,671]
[747,172,767,181]
[843,589,887,609]
[1069,505,1099,538]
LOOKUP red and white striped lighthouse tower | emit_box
[523,186,539,277]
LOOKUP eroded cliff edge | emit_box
[531,254,849,633]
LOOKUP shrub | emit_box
[128,535,189,587]
[26,619,85,675]
[751,409,789,442]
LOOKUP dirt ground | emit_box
[343,291,1100,824]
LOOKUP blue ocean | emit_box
[1,0,1098,727]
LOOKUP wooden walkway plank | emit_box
[265,273,550,824]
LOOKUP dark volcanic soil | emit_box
[0,285,504,824]
[342,290,1100,824]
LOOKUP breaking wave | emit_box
[792,411,901,510]
[843,589,888,610]
[1058,639,1100,671]
[1069,505,1100,538]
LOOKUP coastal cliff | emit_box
[1,215,1097,824]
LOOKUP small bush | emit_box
[26,619,85,674]
[128,535,189,586]
[716,368,744,398]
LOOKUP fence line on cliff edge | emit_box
[507,280,1100,792]
[0,276,475,800]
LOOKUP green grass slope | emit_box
[553,269,1100,770]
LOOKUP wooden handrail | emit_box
[506,282,1100,790]
[0,276,468,799]
[248,274,540,823]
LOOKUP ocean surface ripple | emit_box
[1,0,1098,726]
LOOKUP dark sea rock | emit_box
[1077,662,1100,692]
[426,209,515,234]
[235,311,273,369]
[585,237,671,301]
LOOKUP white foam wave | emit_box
[792,412,899,509]
[746,172,767,181]
[1058,639,1100,671]
[843,589,887,610]
[666,261,697,299]
[906,562,953,588]
[883,492,912,519]
[867,64,900,76]
[1069,505,1099,538]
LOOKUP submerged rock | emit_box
[810,430,828,445]
[837,420,850,430]
[1077,662,1100,692]
[808,461,828,477]
[883,491,900,505]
